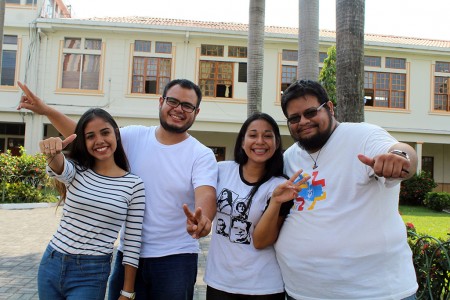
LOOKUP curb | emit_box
[0,202,58,210]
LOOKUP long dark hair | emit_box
[70,108,129,172]
[56,108,129,205]
[233,112,285,205]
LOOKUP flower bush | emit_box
[406,223,450,299]
[0,147,58,203]
[400,171,438,206]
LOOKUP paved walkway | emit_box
[0,207,209,300]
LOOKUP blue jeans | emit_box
[38,244,112,300]
[108,250,198,300]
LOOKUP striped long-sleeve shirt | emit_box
[47,159,146,268]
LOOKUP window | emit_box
[364,71,406,108]
[238,63,247,83]
[282,50,298,61]
[132,58,171,94]
[201,44,224,57]
[228,46,247,58]
[365,56,381,67]
[434,76,449,111]
[436,62,450,73]
[199,61,233,98]
[385,57,406,69]
[281,65,297,93]
[5,0,20,3]
[155,42,172,54]
[319,52,328,63]
[422,156,434,178]
[1,35,18,86]
[135,40,151,52]
[61,38,102,90]
[131,40,172,95]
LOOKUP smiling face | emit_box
[286,94,335,152]
[159,84,199,134]
[84,117,117,165]
[241,119,278,166]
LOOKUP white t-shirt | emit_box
[204,161,286,295]
[118,125,218,257]
[276,122,418,300]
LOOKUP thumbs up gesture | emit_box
[39,134,77,174]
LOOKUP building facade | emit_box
[1,0,450,191]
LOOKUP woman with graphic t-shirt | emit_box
[204,113,309,299]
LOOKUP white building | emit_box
[1,0,449,191]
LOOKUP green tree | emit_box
[336,0,365,122]
[318,45,336,106]
[247,0,265,116]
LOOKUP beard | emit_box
[294,113,333,151]
[159,110,194,134]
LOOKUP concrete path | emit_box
[0,207,209,300]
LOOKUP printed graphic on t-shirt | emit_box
[215,188,252,245]
[292,171,326,211]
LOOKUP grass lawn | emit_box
[399,205,450,241]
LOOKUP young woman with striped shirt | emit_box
[38,108,145,300]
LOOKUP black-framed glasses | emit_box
[286,102,327,125]
[164,96,197,113]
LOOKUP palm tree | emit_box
[335,0,365,122]
[0,0,5,78]
[298,0,319,81]
[247,0,265,116]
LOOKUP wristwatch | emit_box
[389,149,410,161]
[120,290,136,300]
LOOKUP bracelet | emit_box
[389,150,410,162]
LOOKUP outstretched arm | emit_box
[253,170,310,249]
[17,81,77,137]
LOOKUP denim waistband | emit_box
[45,244,112,262]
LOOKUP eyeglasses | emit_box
[286,102,327,125]
[164,96,197,113]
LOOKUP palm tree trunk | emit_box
[247,0,265,117]
[336,0,365,122]
[0,0,5,77]
[298,0,319,81]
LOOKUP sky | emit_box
[65,0,450,41]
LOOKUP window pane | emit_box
[228,46,247,58]
[364,56,381,67]
[385,57,406,69]
[238,63,247,82]
[80,55,100,90]
[319,52,327,63]
[135,40,151,52]
[155,42,172,53]
[85,39,102,50]
[3,35,18,45]
[26,0,37,4]
[1,50,17,86]
[62,53,81,88]
[132,57,172,94]
[374,90,389,107]
[282,50,298,61]
[64,38,81,49]
[6,0,20,4]
[201,45,224,57]
[435,62,450,73]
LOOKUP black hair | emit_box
[162,79,203,107]
[233,112,286,208]
[281,79,330,117]
[70,108,129,172]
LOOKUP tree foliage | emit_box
[319,45,337,106]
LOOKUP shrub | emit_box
[0,147,58,203]
[400,171,437,206]
[406,223,450,299]
[424,192,450,212]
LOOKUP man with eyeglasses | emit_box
[17,79,218,300]
[256,80,418,299]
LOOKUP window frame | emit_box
[1,34,20,88]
